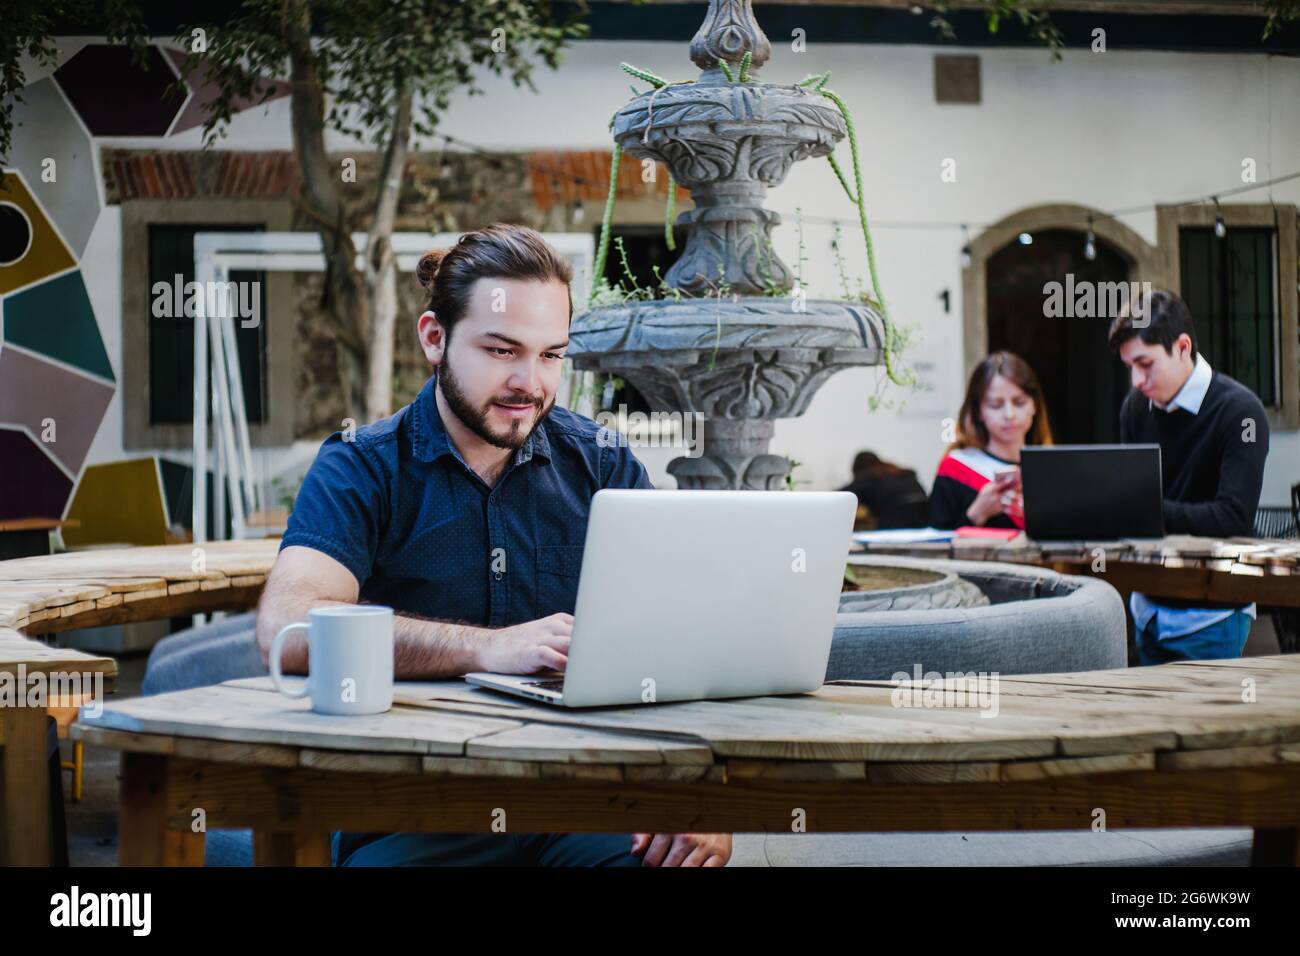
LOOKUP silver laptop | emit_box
[465,488,856,707]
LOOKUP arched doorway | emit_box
[985,229,1130,444]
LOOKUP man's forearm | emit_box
[393,613,492,679]
[258,596,494,679]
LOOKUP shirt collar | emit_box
[1152,352,1212,415]
[409,373,552,467]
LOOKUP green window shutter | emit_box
[147,224,268,425]
[1178,225,1277,406]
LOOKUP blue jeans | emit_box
[1134,608,1252,666]
[334,831,642,867]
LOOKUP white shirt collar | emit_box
[1151,352,1212,415]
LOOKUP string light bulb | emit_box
[1084,216,1097,261]
[960,224,971,268]
[1213,197,1226,239]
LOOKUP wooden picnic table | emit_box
[0,540,277,635]
[0,539,272,865]
[853,534,1300,609]
[75,655,1300,867]
[5,541,1298,867]
[0,630,116,864]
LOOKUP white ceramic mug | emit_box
[269,605,394,715]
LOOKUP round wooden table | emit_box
[2,542,1297,867]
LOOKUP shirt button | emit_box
[494,571,504,581]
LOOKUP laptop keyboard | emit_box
[524,679,565,692]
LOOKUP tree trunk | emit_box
[362,85,412,421]
[282,0,370,423]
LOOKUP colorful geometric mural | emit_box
[52,45,186,137]
[62,458,171,548]
[3,77,99,256]
[162,48,292,135]
[0,172,76,296]
[0,170,114,523]
[1,43,291,526]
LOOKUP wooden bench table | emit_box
[0,631,116,864]
[75,655,1300,867]
[0,540,274,865]
[851,534,1300,609]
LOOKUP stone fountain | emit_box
[568,0,886,490]
[562,4,1126,677]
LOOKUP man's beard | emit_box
[437,352,552,451]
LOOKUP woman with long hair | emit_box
[929,351,1054,530]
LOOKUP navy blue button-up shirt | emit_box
[281,373,653,627]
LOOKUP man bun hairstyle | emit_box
[1107,288,1198,355]
[417,223,574,340]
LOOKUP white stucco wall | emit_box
[67,36,1300,507]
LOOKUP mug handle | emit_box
[270,622,311,699]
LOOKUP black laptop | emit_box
[1020,444,1164,540]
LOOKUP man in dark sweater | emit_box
[1109,289,1269,664]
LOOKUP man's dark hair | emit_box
[417,223,574,339]
[1107,288,1198,354]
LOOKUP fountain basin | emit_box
[569,296,884,421]
[827,556,1128,681]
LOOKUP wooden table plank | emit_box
[23,585,263,636]
[852,534,1300,607]
[0,541,278,635]
[464,722,714,765]
[130,755,1300,835]
[0,627,117,677]
[218,658,1300,764]
[0,704,51,865]
[82,683,527,755]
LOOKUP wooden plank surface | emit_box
[0,541,278,581]
[0,540,278,635]
[852,533,1300,607]
[82,683,527,756]
[23,585,263,636]
[12,540,1291,774]
[464,722,714,766]
[0,627,117,676]
[91,656,1300,771]
[0,704,51,864]
[138,756,1300,835]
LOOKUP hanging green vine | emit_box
[587,60,914,399]
[664,174,677,251]
[587,141,623,308]
[800,71,913,387]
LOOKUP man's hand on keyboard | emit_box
[477,613,572,674]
